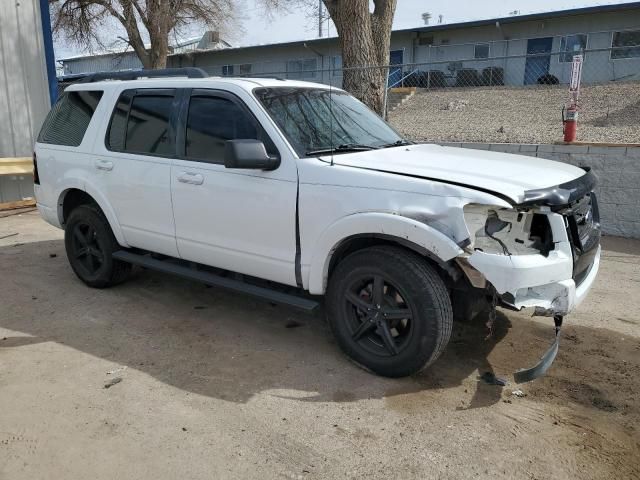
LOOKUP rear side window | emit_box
[106,90,175,156]
[184,94,277,163]
[106,91,131,151]
[38,91,103,146]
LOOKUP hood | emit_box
[328,144,587,204]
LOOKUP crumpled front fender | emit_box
[305,212,463,294]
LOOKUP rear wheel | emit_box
[326,246,453,377]
[64,204,131,288]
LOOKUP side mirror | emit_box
[224,139,280,170]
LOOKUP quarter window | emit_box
[38,91,103,146]
[185,95,276,163]
[611,30,640,59]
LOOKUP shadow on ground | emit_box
[1,239,638,422]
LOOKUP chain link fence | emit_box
[208,44,640,145]
[56,40,640,145]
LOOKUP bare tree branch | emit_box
[50,0,236,69]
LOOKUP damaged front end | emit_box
[454,170,601,382]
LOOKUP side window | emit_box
[107,91,131,151]
[38,90,103,146]
[185,95,275,163]
[106,90,174,156]
[126,95,174,155]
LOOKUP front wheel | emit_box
[326,246,453,377]
[64,204,131,288]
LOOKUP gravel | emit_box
[388,82,640,144]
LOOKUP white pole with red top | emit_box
[563,54,583,143]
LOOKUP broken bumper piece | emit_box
[468,247,600,382]
[514,316,562,383]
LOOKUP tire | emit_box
[64,204,131,288]
[326,246,453,377]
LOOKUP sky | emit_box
[53,0,639,59]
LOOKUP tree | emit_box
[50,0,235,69]
[264,0,398,115]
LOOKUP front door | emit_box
[524,37,553,85]
[170,89,299,286]
[388,49,404,88]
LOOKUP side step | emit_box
[112,250,319,312]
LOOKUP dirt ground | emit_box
[1,210,639,480]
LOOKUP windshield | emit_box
[253,87,405,157]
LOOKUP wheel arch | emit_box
[57,185,129,247]
[305,213,463,295]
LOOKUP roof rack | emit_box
[78,67,208,83]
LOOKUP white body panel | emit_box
[34,76,599,318]
[171,161,298,285]
[328,144,586,204]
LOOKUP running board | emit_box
[112,250,319,312]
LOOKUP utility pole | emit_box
[318,0,323,37]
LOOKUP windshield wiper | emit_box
[380,139,413,148]
[306,143,378,156]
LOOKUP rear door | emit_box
[170,88,299,286]
[92,88,179,256]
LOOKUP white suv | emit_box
[34,69,601,379]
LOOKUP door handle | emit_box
[95,160,113,171]
[177,172,204,185]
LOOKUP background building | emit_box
[59,31,231,75]
[164,2,640,88]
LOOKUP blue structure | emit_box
[39,0,57,104]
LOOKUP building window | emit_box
[611,30,640,59]
[222,65,234,76]
[418,35,434,46]
[287,58,317,79]
[239,64,252,76]
[474,43,490,59]
[560,34,587,62]
[330,56,342,76]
